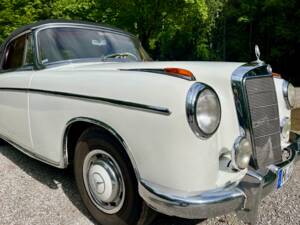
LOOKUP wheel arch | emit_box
[62,117,140,180]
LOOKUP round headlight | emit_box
[186,83,221,138]
[196,89,221,134]
[233,137,252,170]
[283,81,296,109]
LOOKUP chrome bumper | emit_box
[139,146,300,224]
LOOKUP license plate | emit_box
[277,163,294,189]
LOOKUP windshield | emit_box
[37,27,151,65]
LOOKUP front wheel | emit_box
[74,127,142,225]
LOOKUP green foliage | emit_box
[0,0,225,60]
[212,0,300,83]
[0,0,298,82]
[0,0,49,43]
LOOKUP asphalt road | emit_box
[0,143,299,225]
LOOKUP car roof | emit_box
[0,20,140,68]
[2,19,136,47]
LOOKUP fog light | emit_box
[233,137,252,170]
[281,117,291,143]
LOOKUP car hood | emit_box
[48,61,244,82]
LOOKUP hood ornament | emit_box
[254,45,264,64]
[255,45,260,61]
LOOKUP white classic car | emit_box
[0,20,299,225]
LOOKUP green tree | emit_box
[213,0,300,83]
[0,0,225,61]
[0,0,51,43]
[48,0,225,60]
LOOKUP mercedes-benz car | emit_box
[0,20,299,225]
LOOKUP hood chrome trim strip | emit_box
[121,68,196,81]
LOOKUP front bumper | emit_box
[139,145,300,224]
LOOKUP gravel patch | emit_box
[0,144,299,225]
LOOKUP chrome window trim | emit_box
[0,66,34,74]
[63,117,141,180]
[231,63,272,169]
[186,82,221,139]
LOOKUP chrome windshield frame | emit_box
[32,24,145,69]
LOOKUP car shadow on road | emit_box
[0,143,203,225]
[150,215,202,225]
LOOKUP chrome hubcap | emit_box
[83,150,125,214]
[88,160,119,202]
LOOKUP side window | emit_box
[24,34,34,67]
[2,34,33,70]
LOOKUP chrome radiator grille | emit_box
[245,76,282,168]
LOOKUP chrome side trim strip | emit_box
[0,134,62,168]
[0,88,171,116]
[63,117,141,180]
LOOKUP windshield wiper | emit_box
[102,52,138,61]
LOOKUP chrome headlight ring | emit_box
[283,80,296,109]
[186,83,221,139]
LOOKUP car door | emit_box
[0,32,34,150]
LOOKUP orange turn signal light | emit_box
[272,72,281,78]
[164,68,194,79]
